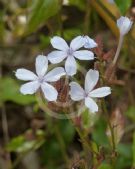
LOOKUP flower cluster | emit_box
[15,34,112,113]
[15,14,133,114]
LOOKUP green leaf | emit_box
[6,135,37,153]
[117,143,132,159]
[7,130,45,153]
[0,77,35,105]
[58,120,75,144]
[115,143,132,169]
[114,0,132,14]
[25,0,60,35]
[42,138,62,165]
[92,118,109,147]
[6,136,25,152]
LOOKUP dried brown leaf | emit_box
[106,108,125,146]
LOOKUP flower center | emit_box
[67,48,74,56]
[84,92,89,97]
[38,76,44,84]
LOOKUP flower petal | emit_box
[69,82,85,101]
[70,36,84,50]
[65,56,77,76]
[83,36,98,48]
[85,97,98,113]
[89,87,111,98]
[51,36,69,51]
[44,67,65,82]
[36,55,48,77]
[20,81,40,95]
[15,69,37,81]
[41,82,58,101]
[47,51,67,64]
[73,50,94,60]
[85,69,99,93]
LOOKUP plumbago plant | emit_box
[15,36,111,116]
[15,16,133,168]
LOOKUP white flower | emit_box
[69,69,111,113]
[82,35,97,49]
[15,55,65,101]
[47,36,94,76]
[117,16,133,36]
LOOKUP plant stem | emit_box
[84,0,91,34]
[112,35,123,65]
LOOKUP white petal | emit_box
[85,97,98,113]
[70,36,84,50]
[65,56,77,76]
[41,82,58,101]
[47,51,67,64]
[117,16,133,35]
[85,69,99,93]
[83,36,98,48]
[89,87,111,98]
[36,55,48,77]
[20,81,40,95]
[51,36,69,51]
[73,50,94,60]
[15,69,37,81]
[69,82,85,101]
[44,67,65,82]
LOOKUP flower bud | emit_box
[117,16,133,36]
[83,35,97,49]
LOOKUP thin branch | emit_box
[112,35,123,65]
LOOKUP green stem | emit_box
[84,0,91,34]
